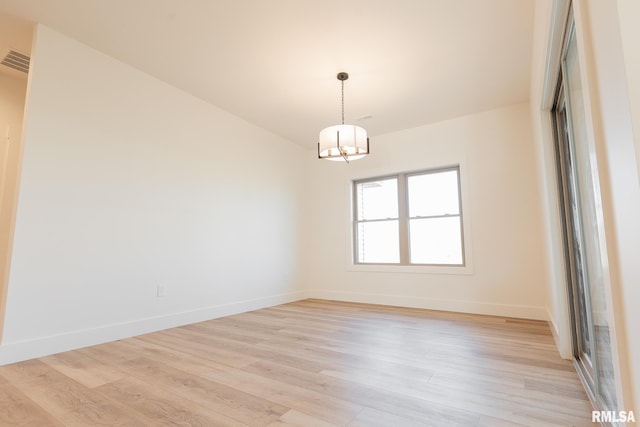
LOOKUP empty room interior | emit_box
[0,0,639,426]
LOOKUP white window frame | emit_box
[351,165,471,273]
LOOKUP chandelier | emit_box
[317,72,369,162]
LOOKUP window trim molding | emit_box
[349,164,473,274]
[347,263,474,275]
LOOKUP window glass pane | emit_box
[564,27,617,410]
[357,220,400,263]
[409,217,462,264]
[408,170,459,217]
[356,178,398,220]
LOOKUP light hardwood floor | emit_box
[0,299,593,426]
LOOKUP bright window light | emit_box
[353,167,464,266]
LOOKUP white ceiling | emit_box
[0,0,535,148]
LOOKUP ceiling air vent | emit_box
[1,50,30,74]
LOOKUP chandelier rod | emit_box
[341,78,345,125]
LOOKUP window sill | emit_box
[348,263,474,275]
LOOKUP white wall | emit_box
[528,0,572,358]
[575,0,640,417]
[615,3,640,413]
[305,103,550,320]
[617,0,640,184]
[0,72,27,340]
[0,25,308,364]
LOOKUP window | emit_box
[353,167,464,266]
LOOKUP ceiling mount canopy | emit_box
[318,72,369,163]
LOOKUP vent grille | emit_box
[1,50,30,74]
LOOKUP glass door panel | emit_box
[553,20,618,413]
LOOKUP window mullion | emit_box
[352,180,359,263]
[397,173,410,264]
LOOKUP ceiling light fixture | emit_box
[318,72,369,163]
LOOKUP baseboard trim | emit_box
[0,290,308,365]
[308,290,548,321]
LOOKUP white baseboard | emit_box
[308,289,549,321]
[0,290,308,366]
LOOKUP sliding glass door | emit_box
[552,20,618,413]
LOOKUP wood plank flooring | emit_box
[0,299,593,426]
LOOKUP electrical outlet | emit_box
[157,284,166,297]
